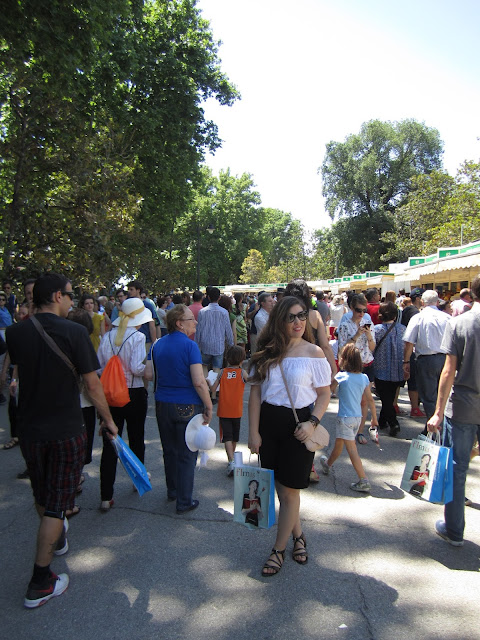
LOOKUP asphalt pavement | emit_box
[1,384,479,640]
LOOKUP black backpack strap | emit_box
[109,329,138,356]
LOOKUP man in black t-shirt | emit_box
[6,273,117,609]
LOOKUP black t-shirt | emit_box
[6,313,100,441]
[401,306,419,328]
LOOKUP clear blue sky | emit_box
[199,0,480,231]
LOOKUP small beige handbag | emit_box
[279,363,329,452]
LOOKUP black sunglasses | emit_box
[61,291,74,300]
[353,307,366,313]
[287,310,308,323]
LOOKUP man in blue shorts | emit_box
[6,273,117,608]
[195,287,233,402]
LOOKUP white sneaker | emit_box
[227,461,234,477]
[319,455,330,475]
[24,573,69,608]
[100,499,114,512]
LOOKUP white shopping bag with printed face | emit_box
[233,454,275,530]
[400,436,452,504]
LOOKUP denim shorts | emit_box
[336,416,362,441]
[201,352,223,369]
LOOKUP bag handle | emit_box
[30,315,82,390]
[279,362,300,425]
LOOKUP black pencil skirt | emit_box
[259,402,314,489]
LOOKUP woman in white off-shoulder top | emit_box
[248,296,331,577]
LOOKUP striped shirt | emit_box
[195,303,234,356]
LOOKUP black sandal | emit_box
[261,548,285,577]
[292,532,308,565]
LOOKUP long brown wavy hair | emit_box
[249,295,314,383]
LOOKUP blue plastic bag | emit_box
[111,435,152,496]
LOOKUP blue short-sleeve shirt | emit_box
[149,331,203,404]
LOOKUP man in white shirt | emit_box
[253,293,274,338]
[403,290,449,421]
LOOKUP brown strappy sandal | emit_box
[261,548,286,577]
[292,532,308,565]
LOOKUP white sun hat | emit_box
[185,414,216,452]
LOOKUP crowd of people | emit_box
[1,274,478,604]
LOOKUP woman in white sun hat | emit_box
[97,297,152,511]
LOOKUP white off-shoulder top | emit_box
[251,357,331,408]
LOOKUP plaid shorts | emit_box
[20,432,86,513]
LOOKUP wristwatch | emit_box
[309,415,320,427]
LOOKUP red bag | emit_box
[100,355,130,407]
[100,332,133,407]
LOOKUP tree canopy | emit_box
[0,0,239,288]
[320,119,443,272]
[381,161,480,262]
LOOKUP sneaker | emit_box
[465,496,473,507]
[54,519,69,556]
[394,404,407,416]
[435,520,464,547]
[24,572,69,608]
[319,455,330,475]
[227,461,234,477]
[100,499,114,512]
[389,425,400,438]
[309,468,320,483]
[350,478,371,493]
[410,407,426,418]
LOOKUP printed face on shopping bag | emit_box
[248,479,259,499]
[419,454,431,472]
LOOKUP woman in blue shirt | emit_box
[146,305,212,514]
[0,291,13,337]
[373,302,406,437]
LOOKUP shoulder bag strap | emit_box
[279,362,300,425]
[30,315,82,390]
[373,322,396,356]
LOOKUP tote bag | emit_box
[233,455,275,530]
[400,435,453,504]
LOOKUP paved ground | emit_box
[1,385,479,640]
